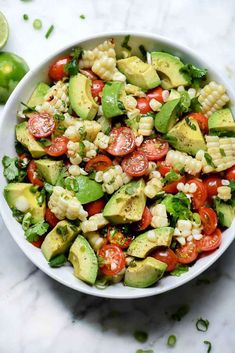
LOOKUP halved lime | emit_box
[0,12,9,49]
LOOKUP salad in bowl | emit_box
[2,35,235,290]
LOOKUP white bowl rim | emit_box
[0,30,235,299]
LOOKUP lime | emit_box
[0,12,9,49]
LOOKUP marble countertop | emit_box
[0,0,235,352]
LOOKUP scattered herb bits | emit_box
[196,318,210,332]
[121,34,132,51]
[167,335,176,347]
[33,19,42,30]
[134,331,148,343]
[23,14,29,21]
[45,25,54,39]
[80,14,86,19]
[171,304,190,321]
[204,340,212,353]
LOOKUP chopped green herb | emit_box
[25,221,49,242]
[45,25,54,39]
[64,58,79,76]
[189,97,202,112]
[196,318,210,332]
[179,91,191,113]
[139,44,147,58]
[12,208,24,223]
[33,19,42,30]
[54,113,65,122]
[185,117,197,130]
[121,35,132,51]
[204,153,216,168]
[95,277,109,289]
[80,14,86,19]
[180,63,207,89]
[30,185,38,193]
[134,331,148,343]
[56,225,68,236]
[167,335,176,347]
[164,170,181,184]
[219,148,226,157]
[2,155,27,182]
[65,177,79,192]
[229,180,235,192]
[20,101,37,113]
[204,340,212,353]
[162,192,192,224]
[23,14,29,21]
[171,304,190,321]
[44,183,53,195]
[49,254,67,268]
[170,264,189,276]
[22,212,32,231]
[37,189,46,206]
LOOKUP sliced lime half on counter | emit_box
[0,12,9,49]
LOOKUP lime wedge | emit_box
[0,12,9,49]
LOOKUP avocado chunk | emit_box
[102,81,125,118]
[117,56,161,90]
[167,89,181,101]
[214,198,234,228]
[127,227,174,258]
[166,117,206,156]
[208,109,235,135]
[16,121,46,158]
[35,159,63,185]
[151,52,190,89]
[124,257,167,288]
[155,98,180,133]
[103,179,146,224]
[69,73,98,120]
[41,221,79,261]
[75,175,104,204]
[27,82,50,108]
[68,235,98,285]
[4,183,46,223]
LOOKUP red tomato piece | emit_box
[203,175,222,198]
[147,87,164,103]
[45,208,59,228]
[121,151,148,177]
[138,138,169,161]
[27,160,44,187]
[225,165,235,181]
[196,228,222,252]
[28,112,55,139]
[107,227,133,249]
[176,241,198,264]
[151,247,178,272]
[85,155,113,172]
[163,175,186,194]
[80,69,98,80]
[107,127,136,156]
[188,113,208,133]
[136,97,152,114]
[98,244,126,276]
[188,179,208,209]
[91,80,105,103]
[44,136,69,157]
[158,161,172,177]
[199,207,218,236]
[31,236,45,248]
[136,206,152,231]
[84,198,106,217]
[48,55,71,81]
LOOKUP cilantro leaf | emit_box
[25,221,49,242]
[179,91,191,113]
[162,192,192,224]
[189,97,202,113]
[170,264,189,276]
[164,170,181,184]
[2,156,20,182]
[230,180,235,192]
[180,63,207,88]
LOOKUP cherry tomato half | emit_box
[45,208,59,228]
[225,165,235,181]
[158,161,172,177]
[28,112,55,139]
[136,206,152,231]
[151,247,178,272]
[163,175,186,194]
[85,155,113,172]
[196,228,222,252]
[147,87,164,103]
[107,227,133,249]
[136,97,152,114]
[98,244,126,276]
[122,151,148,177]
[84,198,106,217]
[188,113,208,133]
[44,136,69,157]
[176,241,198,264]
[204,175,222,198]
[32,236,45,248]
[107,127,136,156]
[91,80,105,103]
[199,207,218,235]
[188,179,207,210]
[48,55,71,81]
[27,160,44,187]
[138,138,169,161]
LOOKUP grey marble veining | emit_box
[0,0,235,352]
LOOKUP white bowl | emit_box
[0,32,234,299]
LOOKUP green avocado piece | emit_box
[214,198,235,228]
[102,81,125,118]
[155,98,180,133]
[75,175,104,204]
[68,235,98,285]
[35,159,63,185]
[4,183,46,223]
[167,89,181,101]
[41,220,79,261]
[27,82,50,108]
[117,56,161,90]
[127,227,174,258]
[103,179,146,224]
[151,52,190,89]
[16,121,46,158]
[166,117,206,156]
[208,108,235,135]
[69,73,98,120]
[124,257,167,288]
